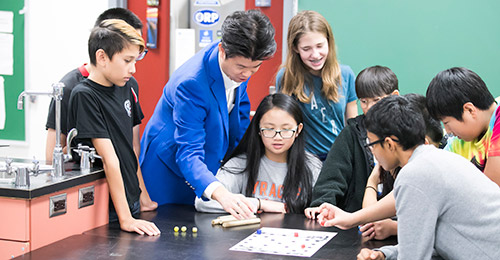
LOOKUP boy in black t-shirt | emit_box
[45,8,158,214]
[68,19,160,236]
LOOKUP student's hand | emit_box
[304,206,321,219]
[260,200,286,213]
[212,186,256,220]
[316,203,354,229]
[357,248,385,260]
[120,217,161,236]
[367,164,382,187]
[360,219,398,240]
[140,192,158,212]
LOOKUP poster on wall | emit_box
[146,7,158,49]
[0,11,13,75]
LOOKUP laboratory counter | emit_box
[14,204,398,259]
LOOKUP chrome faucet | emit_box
[17,83,68,179]
[73,143,101,174]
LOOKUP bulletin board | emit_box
[298,0,500,99]
[0,1,25,141]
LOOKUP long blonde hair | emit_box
[280,10,341,103]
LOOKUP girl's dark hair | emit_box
[379,167,400,198]
[222,93,313,213]
[404,93,443,144]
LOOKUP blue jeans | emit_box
[109,200,141,223]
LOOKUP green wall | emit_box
[299,0,500,98]
[0,1,25,141]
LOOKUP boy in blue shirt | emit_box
[68,19,160,236]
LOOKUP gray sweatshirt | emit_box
[194,153,322,213]
[379,145,500,260]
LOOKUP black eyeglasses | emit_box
[260,127,298,139]
[365,137,399,148]
[136,49,148,61]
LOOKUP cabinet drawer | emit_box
[0,197,29,241]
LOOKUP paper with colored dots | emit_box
[229,227,337,257]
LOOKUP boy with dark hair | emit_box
[317,95,500,260]
[426,67,500,185]
[45,8,145,162]
[305,65,399,216]
[94,7,143,29]
[68,19,160,236]
[140,10,276,218]
[45,8,157,213]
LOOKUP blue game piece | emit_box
[256,229,262,234]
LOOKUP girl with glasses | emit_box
[195,93,322,216]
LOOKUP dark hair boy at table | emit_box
[359,93,444,241]
[195,93,322,215]
[68,19,159,236]
[304,65,399,218]
[426,67,500,186]
[317,95,500,260]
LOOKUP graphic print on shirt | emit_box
[445,105,499,172]
[310,93,340,136]
[252,180,302,199]
[124,99,132,117]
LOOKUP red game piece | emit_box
[294,232,299,237]
[301,244,306,249]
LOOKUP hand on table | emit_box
[212,186,256,219]
[120,217,161,236]
[316,203,355,229]
[304,206,321,219]
[357,248,385,260]
[360,219,397,240]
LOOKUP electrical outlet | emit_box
[78,186,95,208]
[49,193,67,217]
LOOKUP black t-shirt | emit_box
[68,78,142,208]
[46,66,144,134]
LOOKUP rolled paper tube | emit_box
[222,218,261,228]
[212,215,257,225]
[211,216,235,225]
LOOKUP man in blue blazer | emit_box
[139,10,276,218]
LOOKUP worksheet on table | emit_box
[230,227,337,257]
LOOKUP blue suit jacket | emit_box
[139,42,251,205]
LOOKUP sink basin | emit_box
[0,160,54,187]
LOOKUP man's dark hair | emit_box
[365,95,425,150]
[355,65,399,99]
[95,8,143,30]
[426,67,495,121]
[221,9,276,61]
